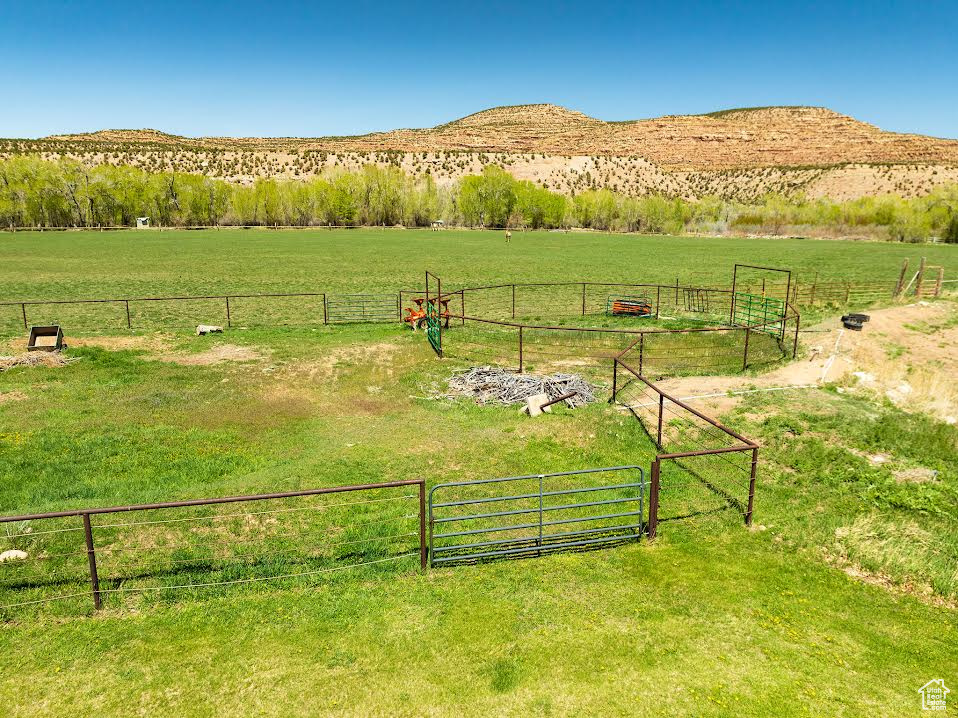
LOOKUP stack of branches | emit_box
[0,352,79,372]
[442,366,597,407]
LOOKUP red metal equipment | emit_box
[404,297,451,330]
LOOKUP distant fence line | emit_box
[1,272,933,333]
[0,291,410,331]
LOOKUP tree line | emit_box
[1,156,956,242]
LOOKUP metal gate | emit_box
[684,287,710,313]
[325,294,398,323]
[428,466,646,565]
[732,292,786,336]
[425,270,443,357]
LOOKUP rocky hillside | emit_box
[8,103,958,200]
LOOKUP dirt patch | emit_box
[834,300,958,421]
[68,334,172,352]
[0,390,28,404]
[154,344,267,366]
[893,467,939,484]
[835,560,956,610]
[290,341,401,382]
[345,397,393,416]
[644,300,958,421]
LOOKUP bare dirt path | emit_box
[652,298,958,421]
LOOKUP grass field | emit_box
[2,228,957,301]
[1,230,956,716]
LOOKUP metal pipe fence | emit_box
[3,271,919,337]
[0,480,426,615]
[611,359,758,535]
[443,306,797,378]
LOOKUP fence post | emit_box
[82,513,102,610]
[611,358,618,401]
[461,290,466,326]
[225,296,231,328]
[125,300,132,329]
[323,294,328,325]
[792,313,800,359]
[745,448,758,526]
[648,460,660,539]
[656,394,664,450]
[419,480,427,570]
[675,277,679,304]
[639,333,645,375]
[915,257,927,299]
[512,284,516,319]
[518,326,524,373]
[742,327,751,371]
[655,286,661,319]
[21,303,27,329]
[895,259,908,298]
[934,267,944,297]
[581,283,586,316]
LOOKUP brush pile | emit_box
[443,366,597,407]
[0,352,79,372]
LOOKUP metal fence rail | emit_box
[444,309,796,377]
[429,466,646,565]
[0,480,427,613]
[611,359,758,535]
[0,291,330,331]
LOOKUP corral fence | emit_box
[428,276,801,377]
[1,366,762,615]
[442,313,797,378]
[2,260,943,335]
[428,466,646,565]
[611,359,758,534]
[0,480,426,615]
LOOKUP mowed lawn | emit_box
[0,230,956,717]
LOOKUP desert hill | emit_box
[7,103,958,200]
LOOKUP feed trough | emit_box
[27,325,64,352]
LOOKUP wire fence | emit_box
[0,290,427,334]
[0,480,426,617]
[441,311,796,379]
[1,267,930,339]
[611,359,757,534]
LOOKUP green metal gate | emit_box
[732,292,786,336]
[429,466,646,565]
[426,299,442,357]
[425,270,443,358]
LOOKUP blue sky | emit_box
[3,0,956,138]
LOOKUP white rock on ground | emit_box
[0,549,28,562]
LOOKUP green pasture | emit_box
[0,230,956,716]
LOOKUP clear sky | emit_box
[4,0,957,139]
